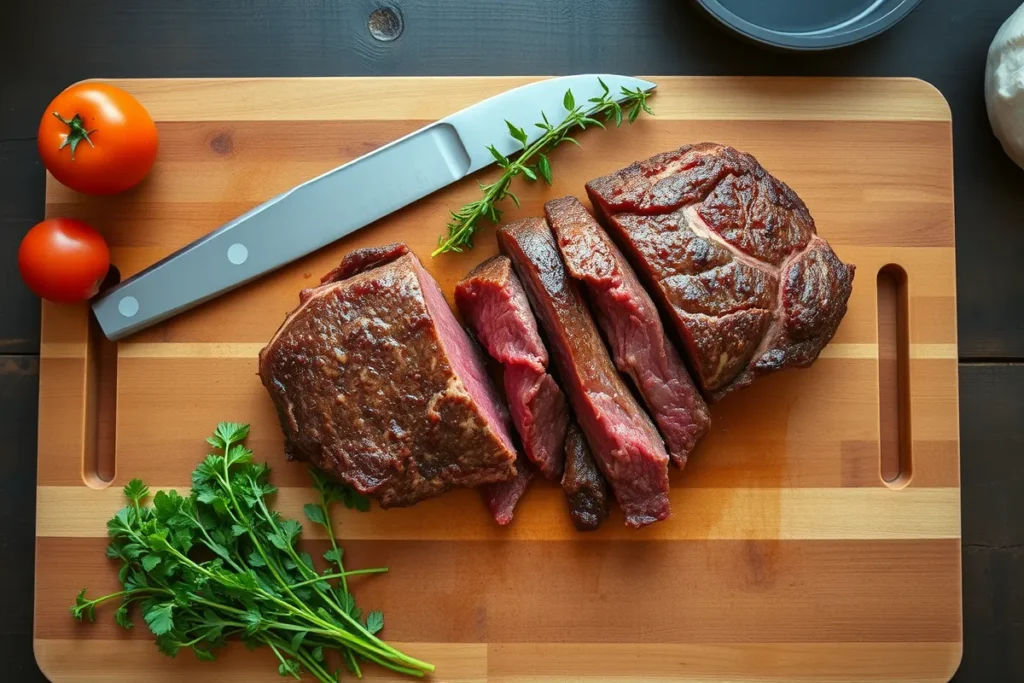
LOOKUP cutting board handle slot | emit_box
[83,307,118,488]
[876,264,912,488]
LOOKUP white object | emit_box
[986,2,1024,169]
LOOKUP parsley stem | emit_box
[292,649,333,683]
[156,532,355,648]
[73,586,174,621]
[186,594,249,617]
[319,494,349,595]
[218,441,315,618]
[266,633,335,683]
[267,621,408,664]
[77,590,127,607]
[252,491,358,629]
[258,614,433,674]
[287,567,387,590]
[265,638,301,680]
[358,647,429,677]
[187,508,247,574]
[346,648,363,678]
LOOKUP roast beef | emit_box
[455,255,569,479]
[259,243,518,508]
[545,196,711,468]
[586,143,856,401]
[483,451,536,525]
[561,421,610,531]
[498,218,672,528]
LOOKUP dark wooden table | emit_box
[2,1,1023,681]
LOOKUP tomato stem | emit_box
[53,112,96,161]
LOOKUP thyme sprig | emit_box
[433,78,653,256]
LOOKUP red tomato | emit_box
[38,82,158,195]
[18,219,111,303]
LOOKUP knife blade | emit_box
[91,74,657,340]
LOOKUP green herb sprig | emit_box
[71,423,433,681]
[432,78,654,256]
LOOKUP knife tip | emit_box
[635,77,658,92]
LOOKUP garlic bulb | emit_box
[986,2,1024,169]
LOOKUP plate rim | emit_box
[694,0,924,51]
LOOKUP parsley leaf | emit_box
[143,601,175,636]
[290,630,308,651]
[156,634,181,658]
[242,608,262,635]
[214,422,250,445]
[303,503,326,526]
[278,659,301,678]
[123,478,149,504]
[114,603,133,629]
[193,647,216,662]
[365,610,384,635]
[226,443,253,467]
[141,554,162,572]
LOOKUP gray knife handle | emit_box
[91,122,470,340]
[90,195,298,340]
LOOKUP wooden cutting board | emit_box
[34,77,961,683]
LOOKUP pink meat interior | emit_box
[414,261,516,452]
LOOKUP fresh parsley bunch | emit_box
[433,77,654,256]
[71,422,434,681]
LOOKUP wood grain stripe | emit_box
[33,639,485,683]
[32,640,961,683]
[117,342,266,358]
[487,642,963,683]
[36,485,959,541]
[35,538,962,643]
[39,343,89,359]
[36,354,960,489]
[94,77,951,122]
[34,120,947,169]
[46,119,955,250]
[485,643,958,683]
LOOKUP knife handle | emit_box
[91,122,471,340]
[90,195,300,340]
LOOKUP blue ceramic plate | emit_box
[695,0,923,51]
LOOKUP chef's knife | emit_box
[90,74,656,340]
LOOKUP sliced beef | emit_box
[455,255,569,479]
[483,451,536,525]
[498,217,672,528]
[259,243,518,508]
[561,421,610,531]
[586,143,856,401]
[545,196,711,468]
